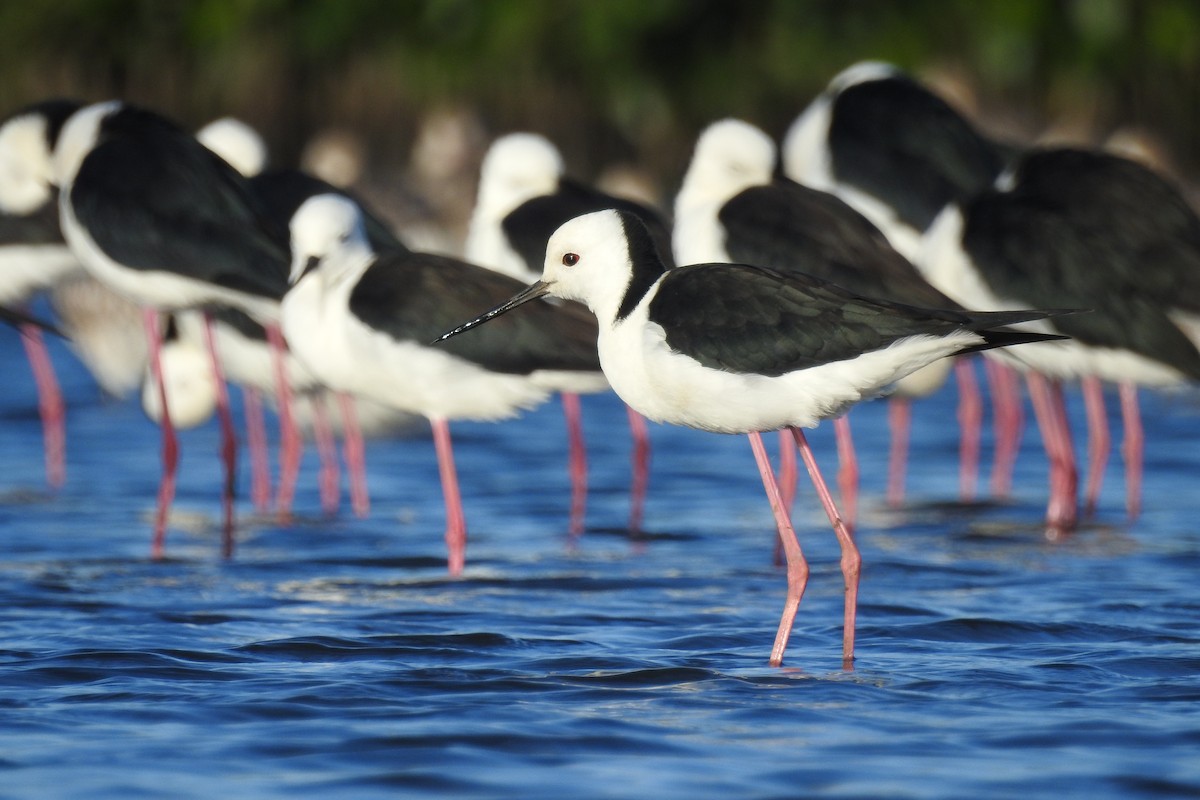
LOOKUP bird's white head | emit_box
[196,117,267,178]
[141,334,218,429]
[286,193,373,286]
[677,118,775,210]
[475,132,564,218]
[541,208,666,321]
[0,109,58,214]
[52,100,122,191]
[435,208,665,344]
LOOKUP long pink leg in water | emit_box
[201,312,238,558]
[561,392,587,537]
[1119,382,1143,521]
[1027,373,1078,537]
[266,324,299,522]
[955,358,981,502]
[984,360,1023,498]
[242,387,272,512]
[886,397,911,508]
[143,310,178,560]
[627,406,650,534]
[337,392,370,518]
[18,319,65,489]
[1080,376,1110,517]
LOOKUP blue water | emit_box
[2,327,1199,799]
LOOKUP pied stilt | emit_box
[282,194,602,575]
[465,132,667,535]
[438,208,1067,667]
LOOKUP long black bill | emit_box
[433,280,552,344]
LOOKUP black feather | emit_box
[349,249,600,375]
[69,105,290,301]
[648,262,1062,377]
[828,75,1010,232]
[961,147,1200,379]
[501,177,674,275]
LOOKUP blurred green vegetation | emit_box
[1,0,1197,183]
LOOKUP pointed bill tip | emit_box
[432,280,553,345]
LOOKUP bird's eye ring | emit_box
[562,252,579,267]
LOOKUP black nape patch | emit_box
[615,211,667,322]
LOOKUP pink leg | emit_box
[747,431,810,668]
[266,324,300,522]
[201,313,238,558]
[985,360,1024,498]
[886,397,911,508]
[337,392,370,518]
[143,310,178,560]
[1027,373,1078,536]
[791,426,860,668]
[778,428,799,512]
[955,358,981,502]
[431,417,466,576]
[833,415,857,531]
[626,406,650,534]
[561,392,587,537]
[1119,382,1143,521]
[18,320,66,489]
[1080,376,1110,517]
[242,387,272,512]
[772,428,799,567]
[310,393,341,516]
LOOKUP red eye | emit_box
[562,252,579,267]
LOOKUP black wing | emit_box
[648,263,1053,377]
[248,169,405,254]
[70,107,290,300]
[349,250,600,375]
[829,76,1010,232]
[502,178,675,275]
[963,149,1200,378]
[719,180,961,309]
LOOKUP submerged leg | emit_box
[1027,373,1078,537]
[337,392,370,518]
[310,392,341,516]
[143,309,178,560]
[242,387,272,512]
[19,320,66,489]
[747,431,809,668]
[1080,376,1110,517]
[886,397,911,509]
[561,392,587,538]
[627,406,650,534]
[955,358,981,502]
[985,360,1024,499]
[431,417,467,576]
[791,426,859,668]
[266,324,299,522]
[1119,382,1143,521]
[201,312,238,558]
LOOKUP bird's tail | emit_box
[959,308,1079,354]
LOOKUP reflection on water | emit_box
[1,332,1199,798]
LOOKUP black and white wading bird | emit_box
[466,132,672,535]
[437,209,1067,666]
[784,61,1025,501]
[0,98,86,488]
[52,100,293,558]
[675,118,982,518]
[282,194,603,575]
[921,147,1200,530]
